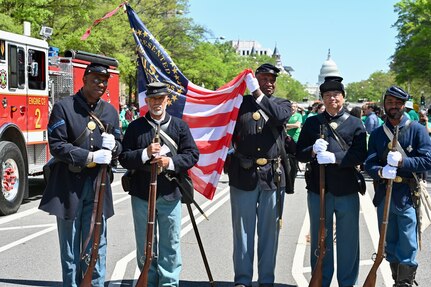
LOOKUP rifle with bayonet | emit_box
[136,124,161,287]
[80,124,112,287]
[363,125,399,287]
[309,124,327,287]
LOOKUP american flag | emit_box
[126,4,250,200]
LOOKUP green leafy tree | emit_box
[0,0,208,102]
[176,42,234,89]
[391,0,431,87]
[275,75,309,101]
[345,71,396,103]
[0,0,309,103]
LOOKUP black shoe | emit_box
[396,264,417,286]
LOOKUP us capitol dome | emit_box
[305,49,341,99]
[318,49,341,84]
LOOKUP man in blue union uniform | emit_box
[296,76,367,287]
[226,63,292,287]
[365,86,431,287]
[119,82,199,287]
[39,62,122,286]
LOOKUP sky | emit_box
[187,0,399,85]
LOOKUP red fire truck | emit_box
[0,29,120,215]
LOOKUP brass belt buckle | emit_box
[256,158,268,166]
[394,176,402,183]
[86,162,97,168]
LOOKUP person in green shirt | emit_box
[405,100,419,121]
[119,104,129,132]
[285,101,302,142]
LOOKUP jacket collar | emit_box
[145,112,171,126]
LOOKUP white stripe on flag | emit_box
[190,120,236,142]
[195,146,230,167]
[183,95,242,116]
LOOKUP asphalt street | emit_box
[0,171,431,286]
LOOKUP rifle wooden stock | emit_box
[136,124,161,287]
[309,125,326,287]
[363,125,399,287]
[80,164,108,287]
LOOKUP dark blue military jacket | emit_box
[39,91,122,220]
[296,109,367,196]
[365,116,431,209]
[228,94,291,191]
[118,113,199,201]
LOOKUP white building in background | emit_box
[228,40,294,76]
[305,49,341,99]
[272,45,294,76]
[229,40,272,57]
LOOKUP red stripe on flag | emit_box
[195,133,233,154]
[195,158,226,174]
[182,108,239,129]
[190,172,217,200]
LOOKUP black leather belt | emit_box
[394,176,415,184]
[234,152,277,166]
[378,176,415,184]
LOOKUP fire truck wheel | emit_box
[0,141,26,216]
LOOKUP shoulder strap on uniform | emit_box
[75,95,106,132]
[382,120,412,155]
[317,112,350,151]
[317,112,350,127]
[383,121,419,181]
[143,116,178,152]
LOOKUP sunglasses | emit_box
[92,78,108,86]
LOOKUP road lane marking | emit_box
[0,207,40,225]
[0,223,56,231]
[108,186,231,283]
[0,224,56,253]
[107,250,136,286]
[0,180,122,226]
[181,185,230,225]
[293,190,392,286]
[0,179,128,255]
[181,187,230,236]
[292,209,310,287]
[360,191,392,286]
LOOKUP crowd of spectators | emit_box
[288,99,431,139]
[119,103,139,132]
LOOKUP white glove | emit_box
[381,164,397,179]
[316,151,336,164]
[387,151,402,167]
[313,138,328,154]
[101,132,116,151]
[92,149,112,164]
[245,73,259,93]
